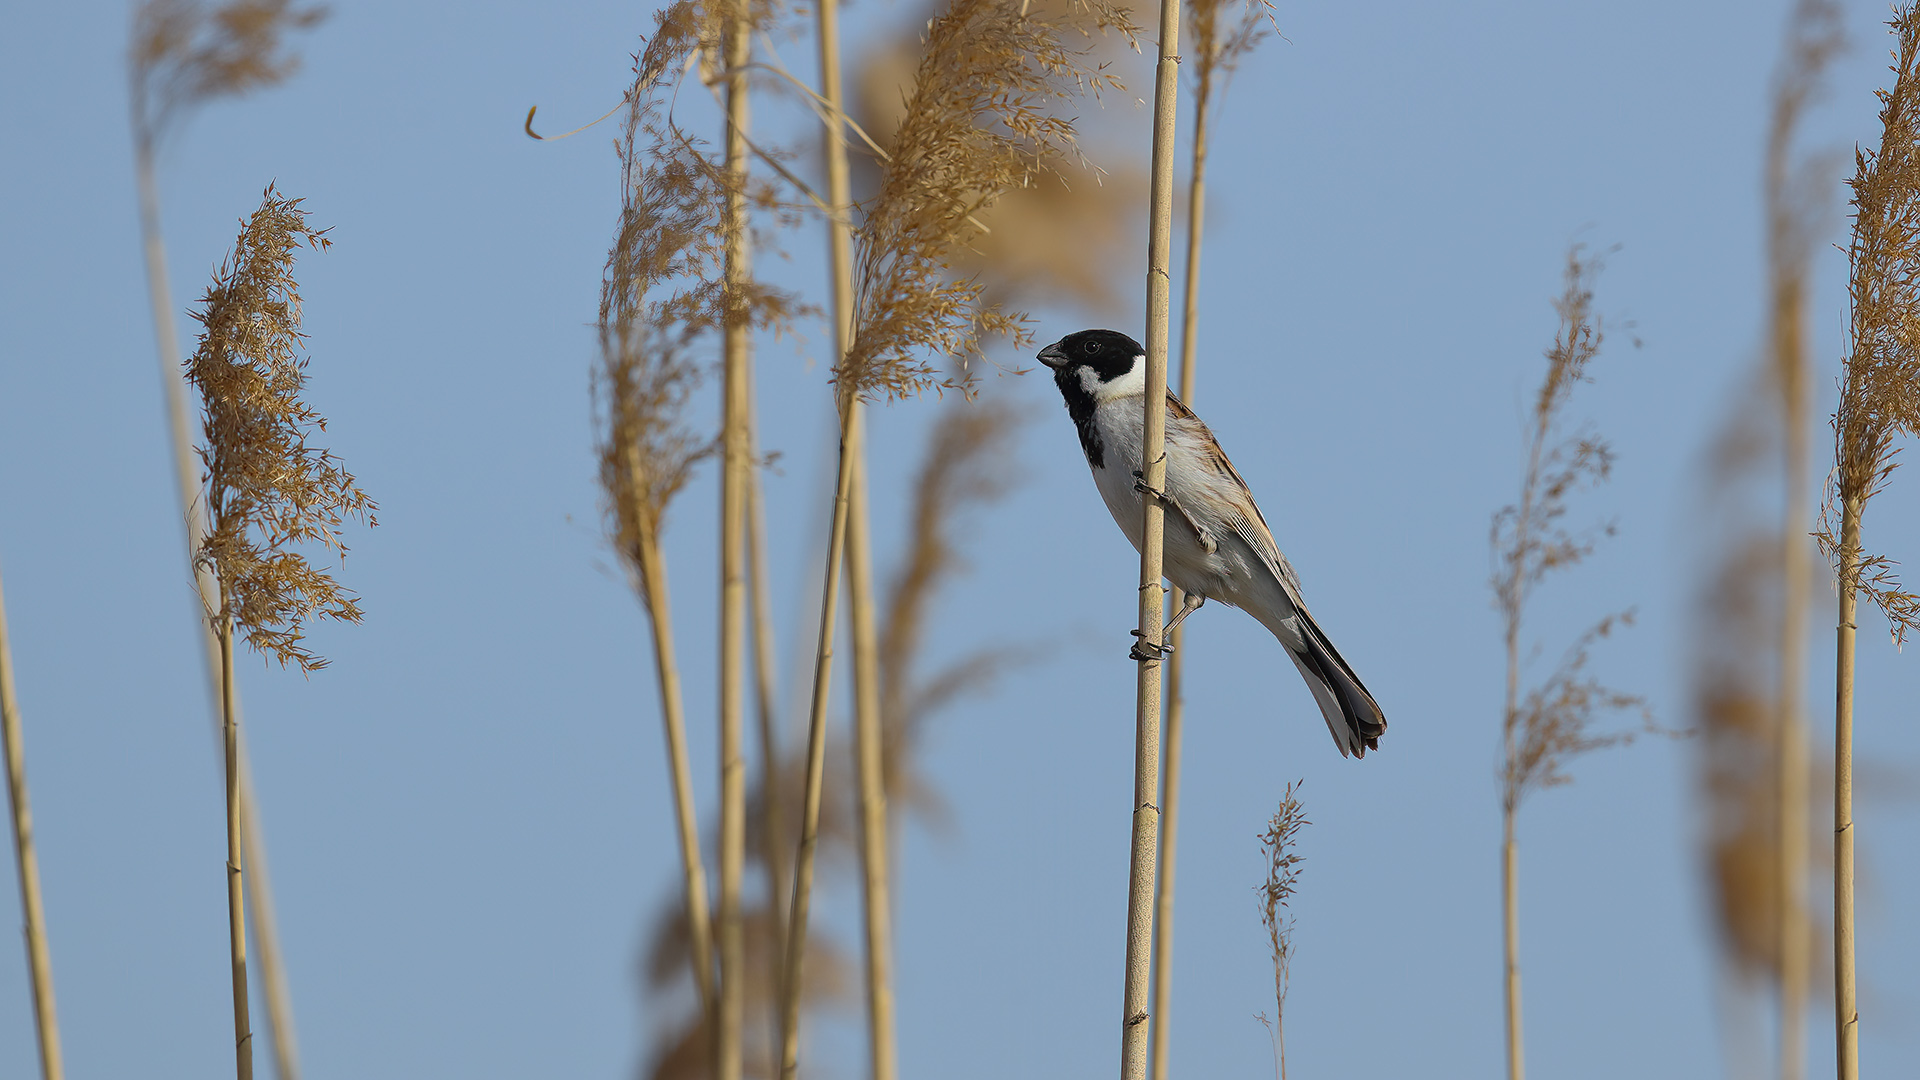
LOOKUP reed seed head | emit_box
[186,185,372,672]
[130,0,326,150]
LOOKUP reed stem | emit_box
[745,366,787,1038]
[847,439,898,1080]
[1122,0,1180,1074]
[1833,496,1861,1080]
[717,3,754,1076]
[0,570,63,1080]
[631,499,718,1020]
[779,391,860,1080]
[1502,815,1523,1080]
[219,618,254,1080]
[135,145,300,1080]
[1148,40,1212,1080]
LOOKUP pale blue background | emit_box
[2,2,1917,1078]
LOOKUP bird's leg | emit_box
[1163,591,1205,637]
[1128,592,1205,661]
[1133,470,1218,554]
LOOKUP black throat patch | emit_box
[1054,366,1105,470]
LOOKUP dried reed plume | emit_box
[780,5,1132,1076]
[834,0,1133,400]
[1,569,63,1080]
[1762,4,1844,1074]
[1254,783,1306,1080]
[186,187,369,1080]
[129,7,325,1075]
[594,13,730,1041]
[1150,5,1269,1077]
[1820,7,1920,1074]
[1490,248,1643,1080]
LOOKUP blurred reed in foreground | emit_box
[1490,248,1643,1080]
[128,6,325,1075]
[1,568,62,1080]
[185,186,371,1080]
[1822,8,1920,1075]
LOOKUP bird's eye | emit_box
[1081,340,1099,355]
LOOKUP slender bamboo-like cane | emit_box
[1122,0,1179,1074]
[135,146,301,1080]
[776,3,859,1070]
[744,369,788,1033]
[0,571,63,1080]
[779,391,860,1080]
[1833,496,1861,1080]
[1148,44,1213,1080]
[847,442,898,1080]
[625,447,719,1021]
[1501,810,1523,1080]
[218,619,254,1080]
[717,4,754,1075]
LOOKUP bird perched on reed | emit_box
[1039,329,1386,757]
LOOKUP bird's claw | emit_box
[1131,470,1168,503]
[1128,629,1172,662]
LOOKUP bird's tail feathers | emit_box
[1278,608,1386,759]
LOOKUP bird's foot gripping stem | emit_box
[1128,629,1171,662]
[1126,594,1204,661]
[1133,471,1218,554]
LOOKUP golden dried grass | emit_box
[187,186,372,672]
[1254,783,1306,1080]
[131,0,325,151]
[838,0,1137,399]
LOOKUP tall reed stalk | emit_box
[1763,5,1842,1074]
[1121,0,1181,1073]
[1149,4,1268,1074]
[1822,11,1920,1078]
[716,1,755,1074]
[1491,250,1642,1080]
[0,569,63,1080]
[778,2,1129,1073]
[183,187,372,1080]
[129,9,324,1076]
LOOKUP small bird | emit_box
[1038,328,1387,758]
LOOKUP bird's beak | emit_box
[1037,340,1069,369]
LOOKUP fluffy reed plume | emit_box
[1150,4,1269,1077]
[129,8,324,1076]
[594,15,731,1040]
[184,186,370,1080]
[1761,4,1844,1074]
[1489,248,1643,1080]
[1819,8,1920,1074]
[849,0,1148,314]
[1254,784,1306,1080]
[875,394,1031,817]
[1,570,63,1080]
[779,5,1131,1077]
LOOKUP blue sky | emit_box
[2,2,1918,1078]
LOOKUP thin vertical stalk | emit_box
[779,392,860,1080]
[1833,498,1861,1080]
[631,499,718,1020]
[717,3,754,1075]
[1502,814,1523,1080]
[777,0,859,1069]
[136,147,300,1080]
[0,571,63,1080]
[847,443,897,1080]
[745,373,788,1026]
[1122,0,1179,1075]
[1148,47,1212,1080]
[219,619,254,1080]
